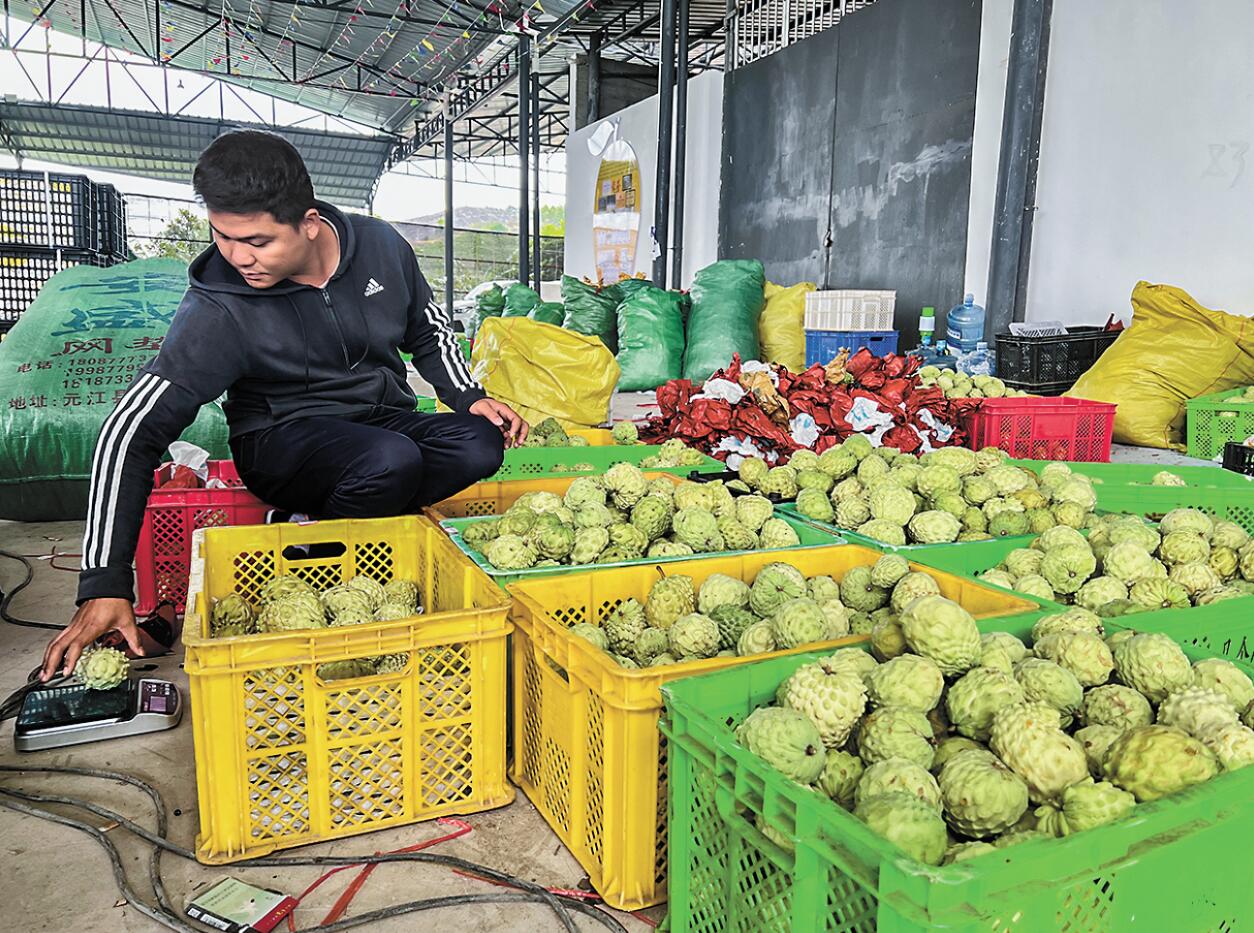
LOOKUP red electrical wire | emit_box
[284,818,473,930]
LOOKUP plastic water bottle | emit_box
[946,294,986,353]
[957,341,995,376]
[919,307,936,345]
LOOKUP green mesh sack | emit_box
[529,301,565,326]
[561,276,622,353]
[0,258,229,521]
[503,283,540,317]
[682,260,766,383]
[616,286,686,391]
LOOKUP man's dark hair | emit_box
[193,131,316,226]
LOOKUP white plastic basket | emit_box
[804,289,896,331]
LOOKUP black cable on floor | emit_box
[0,764,627,933]
[0,549,63,630]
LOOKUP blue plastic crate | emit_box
[805,329,898,365]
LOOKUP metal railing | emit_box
[406,227,564,300]
[728,0,877,69]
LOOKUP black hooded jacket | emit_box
[77,202,484,604]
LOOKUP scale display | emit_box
[14,679,181,751]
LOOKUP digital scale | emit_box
[13,678,182,752]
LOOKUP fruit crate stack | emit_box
[0,169,128,332]
[994,326,1122,395]
[803,289,898,367]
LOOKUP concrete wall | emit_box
[966,0,1254,323]
[564,70,724,288]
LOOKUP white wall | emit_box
[966,0,1254,324]
[565,70,723,289]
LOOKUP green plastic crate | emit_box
[907,534,1254,664]
[661,618,1254,933]
[487,444,725,482]
[1186,387,1254,460]
[441,513,844,587]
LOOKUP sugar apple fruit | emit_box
[818,749,865,807]
[869,618,908,661]
[899,596,982,676]
[1159,508,1214,538]
[889,572,941,614]
[1103,724,1219,801]
[736,619,777,657]
[1040,546,1097,595]
[834,496,872,530]
[1033,632,1114,688]
[668,613,720,659]
[1112,632,1193,703]
[696,573,751,616]
[570,527,610,564]
[633,628,671,665]
[826,647,880,679]
[1075,576,1129,613]
[990,703,1089,804]
[710,605,758,650]
[839,566,889,613]
[211,593,255,635]
[855,519,908,546]
[735,707,825,783]
[854,792,947,866]
[758,466,799,499]
[75,647,129,690]
[1039,780,1136,836]
[564,477,607,511]
[930,736,987,775]
[1156,686,1237,739]
[908,510,961,544]
[1032,607,1104,641]
[605,462,649,509]
[461,518,501,551]
[381,579,419,611]
[484,534,538,570]
[946,668,1027,742]
[759,518,802,549]
[1014,658,1083,726]
[777,658,868,748]
[865,655,944,713]
[981,631,1029,665]
[258,574,318,606]
[1200,723,1254,771]
[646,539,693,559]
[770,598,829,649]
[373,602,412,622]
[1192,658,1254,713]
[869,485,916,526]
[750,562,808,616]
[736,495,775,531]
[806,574,842,604]
[1083,684,1153,731]
[644,574,696,629]
[795,488,835,523]
[603,599,648,654]
[855,758,942,811]
[943,841,998,864]
[569,622,609,652]
[258,593,328,632]
[867,556,908,592]
[857,706,935,769]
[939,749,1030,839]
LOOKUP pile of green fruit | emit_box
[732,599,1254,866]
[977,506,1254,613]
[208,572,421,679]
[1223,386,1254,405]
[521,417,592,448]
[755,437,1099,547]
[916,367,1029,399]
[461,466,808,571]
[564,554,954,669]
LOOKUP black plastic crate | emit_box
[995,326,1121,386]
[1000,376,1075,396]
[1222,443,1254,477]
[0,246,113,328]
[95,183,128,258]
[0,169,100,251]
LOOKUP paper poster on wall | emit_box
[592,139,641,282]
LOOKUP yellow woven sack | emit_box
[1067,282,1254,449]
[758,281,815,372]
[470,316,620,429]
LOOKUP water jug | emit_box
[946,294,985,353]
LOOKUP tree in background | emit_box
[540,205,565,237]
[133,208,211,264]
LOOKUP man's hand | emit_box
[41,598,143,682]
[470,398,528,448]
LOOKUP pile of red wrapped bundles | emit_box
[640,349,982,465]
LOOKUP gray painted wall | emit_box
[720,0,982,347]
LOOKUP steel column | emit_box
[652,0,678,287]
[531,64,542,290]
[586,28,604,125]
[671,0,691,288]
[517,38,531,287]
[986,0,1052,335]
[444,108,455,317]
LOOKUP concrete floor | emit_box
[0,386,1218,931]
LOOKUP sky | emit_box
[0,14,565,222]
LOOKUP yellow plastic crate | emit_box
[184,515,513,864]
[425,470,681,521]
[505,544,1037,910]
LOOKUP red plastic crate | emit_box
[962,397,1117,462]
[134,461,267,614]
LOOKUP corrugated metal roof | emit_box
[0,100,394,206]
